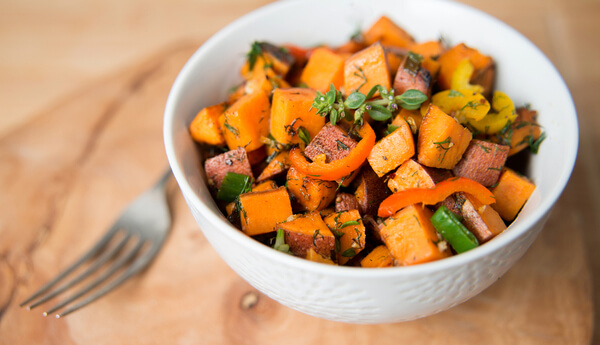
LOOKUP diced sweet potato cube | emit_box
[334,192,361,213]
[204,147,253,189]
[344,43,391,95]
[385,46,407,78]
[324,210,366,265]
[270,88,325,145]
[452,139,509,187]
[278,212,335,258]
[244,71,291,96]
[300,48,345,93]
[393,55,432,97]
[367,119,415,176]
[392,108,422,134]
[335,40,367,55]
[220,91,270,151]
[363,16,415,48]
[439,192,467,217]
[491,168,536,221]
[360,245,393,268]
[422,58,440,78]
[354,165,389,216]
[319,208,335,217]
[286,167,337,212]
[245,146,267,166]
[437,43,494,92]
[417,104,473,169]
[252,179,278,192]
[305,248,336,265]
[189,103,227,146]
[256,151,290,182]
[461,194,506,243]
[228,83,246,104]
[240,42,295,79]
[387,159,436,193]
[380,204,451,266]
[493,107,543,156]
[409,40,444,59]
[304,123,357,163]
[239,187,293,236]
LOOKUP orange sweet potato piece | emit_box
[239,187,293,236]
[324,210,366,265]
[189,103,227,146]
[305,248,336,265]
[422,58,440,78]
[393,54,432,97]
[385,46,407,78]
[256,151,291,182]
[278,212,335,258]
[367,119,415,176]
[354,165,389,216]
[461,194,506,243]
[245,146,267,166]
[270,88,325,145]
[492,107,542,156]
[240,42,295,80]
[252,179,278,192]
[344,43,391,95]
[334,192,361,213]
[363,16,415,48]
[244,71,290,96]
[387,159,436,193]
[491,168,536,221]
[335,40,367,55]
[437,43,494,92]
[417,104,473,169]
[300,47,345,92]
[380,204,451,266]
[409,40,444,59]
[452,139,509,187]
[204,147,253,190]
[360,245,393,268]
[286,167,337,212]
[220,91,270,151]
[392,108,422,134]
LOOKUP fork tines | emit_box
[20,228,153,318]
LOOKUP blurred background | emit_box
[0,0,598,343]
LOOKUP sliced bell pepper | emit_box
[468,91,517,134]
[451,59,484,94]
[430,205,479,253]
[431,89,490,123]
[377,177,495,217]
[288,122,376,181]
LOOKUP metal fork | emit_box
[20,169,173,318]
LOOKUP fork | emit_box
[20,169,173,318]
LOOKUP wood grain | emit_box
[0,0,597,343]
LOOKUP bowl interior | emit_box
[164,0,578,273]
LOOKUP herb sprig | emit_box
[311,84,427,126]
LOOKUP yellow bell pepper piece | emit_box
[468,91,517,134]
[451,59,484,94]
[431,89,490,123]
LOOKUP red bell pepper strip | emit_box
[288,122,376,181]
[378,177,496,217]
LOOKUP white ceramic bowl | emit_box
[164,0,578,323]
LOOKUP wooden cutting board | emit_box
[0,42,592,344]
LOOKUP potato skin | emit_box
[452,139,509,187]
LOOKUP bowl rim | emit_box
[164,0,579,277]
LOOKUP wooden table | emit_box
[0,0,597,343]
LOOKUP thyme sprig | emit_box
[311,84,427,126]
